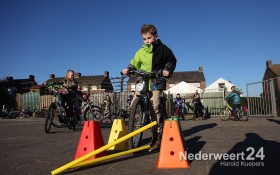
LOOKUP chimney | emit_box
[266,60,272,68]
[49,74,55,79]
[104,71,109,77]
[29,75,35,81]
[74,72,81,79]
[199,66,203,72]
[6,76,13,81]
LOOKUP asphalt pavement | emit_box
[0,116,280,175]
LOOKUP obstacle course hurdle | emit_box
[72,145,150,169]
[51,121,157,175]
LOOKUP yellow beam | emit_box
[72,145,150,169]
[51,121,157,175]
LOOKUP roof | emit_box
[45,75,106,86]
[127,71,205,84]
[169,71,205,84]
[0,78,37,93]
[268,64,280,76]
[165,81,202,94]
[205,77,236,91]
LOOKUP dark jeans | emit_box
[59,93,75,116]
[233,104,241,116]
[194,102,203,117]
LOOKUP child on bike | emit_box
[60,70,82,118]
[193,90,203,120]
[175,94,184,120]
[101,95,113,123]
[122,24,177,152]
[225,86,241,121]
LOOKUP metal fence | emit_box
[17,77,279,118]
[89,92,130,113]
[16,92,52,110]
[200,89,225,116]
[246,78,278,117]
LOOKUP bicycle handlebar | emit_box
[121,69,163,79]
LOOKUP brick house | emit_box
[41,71,113,94]
[126,66,206,91]
[0,75,37,108]
[263,60,280,116]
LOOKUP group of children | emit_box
[53,24,241,153]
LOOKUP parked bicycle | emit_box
[34,106,47,118]
[123,70,167,149]
[81,94,116,124]
[186,101,210,120]
[19,107,33,119]
[0,107,18,119]
[44,82,81,133]
[175,104,184,120]
[116,105,130,121]
[219,101,249,121]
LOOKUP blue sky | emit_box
[0,0,279,91]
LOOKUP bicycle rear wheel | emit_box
[128,97,144,149]
[219,108,230,121]
[238,107,249,121]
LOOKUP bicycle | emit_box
[81,94,102,122]
[192,101,205,120]
[34,106,47,118]
[186,100,210,120]
[82,97,117,124]
[219,101,249,121]
[0,108,18,119]
[116,105,130,121]
[44,82,80,133]
[123,70,167,149]
[175,105,184,120]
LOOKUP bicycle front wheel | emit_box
[238,107,249,121]
[219,108,230,121]
[84,105,103,123]
[45,105,54,133]
[128,97,145,149]
[67,115,77,131]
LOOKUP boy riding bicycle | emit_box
[175,94,184,120]
[60,70,82,120]
[225,86,242,121]
[122,24,176,152]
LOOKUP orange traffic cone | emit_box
[157,120,189,168]
[74,121,107,160]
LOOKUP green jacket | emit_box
[128,39,176,90]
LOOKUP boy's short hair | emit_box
[231,86,236,90]
[66,69,74,75]
[140,24,157,36]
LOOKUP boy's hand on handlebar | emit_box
[162,70,170,77]
[121,68,128,75]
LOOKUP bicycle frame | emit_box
[219,102,248,121]
[125,70,167,149]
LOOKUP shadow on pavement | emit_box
[208,133,280,175]
[185,136,206,164]
[62,149,157,174]
[266,118,280,125]
[183,123,217,137]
